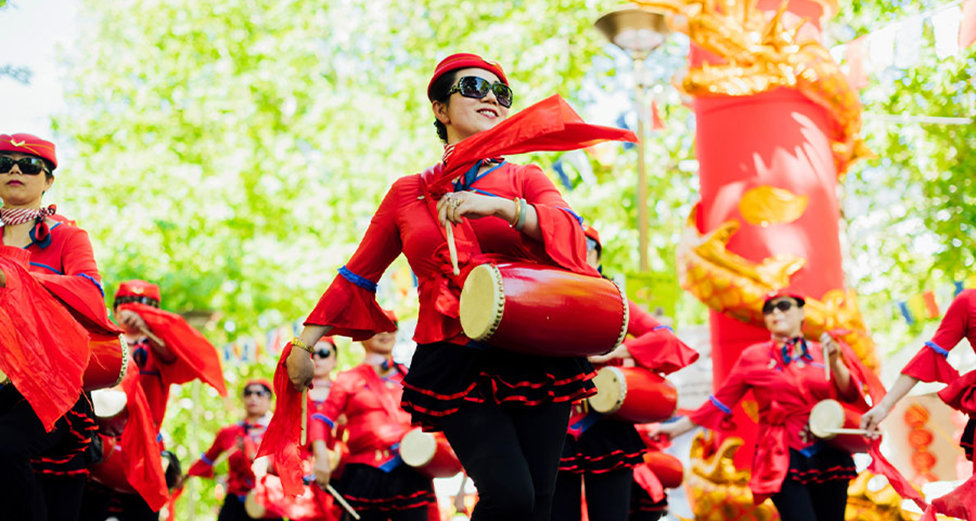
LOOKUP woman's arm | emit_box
[859,374,920,436]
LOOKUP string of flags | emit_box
[220,319,304,365]
[897,277,975,325]
[832,0,976,90]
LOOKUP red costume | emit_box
[317,362,436,514]
[903,290,976,521]
[688,338,864,502]
[188,417,270,498]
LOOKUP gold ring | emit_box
[453,198,463,208]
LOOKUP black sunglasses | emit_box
[243,388,270,397]
[448,76,514,108]
[762,300,797,315]
[313,347,334,359]
[0,156,49,176]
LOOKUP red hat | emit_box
[243,378,273,395]
[427,53,509,101]
[116,279,162,303]
[764,289,805,307]
[0,133,57,169]
[316,336,337,347]
[383,308,399,328]
[584,226,602,248]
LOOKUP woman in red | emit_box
[187,379,278,521]
[553,227,698,521]
[311,317,437,520]
[284,54,598,520]
[309,336,341,489]
[0,133,117,520]
[860,289,976,520]
[657,292,861,521]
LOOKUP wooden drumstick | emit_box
[819,332,832,382]
[328,484,361,520]
[823,427,872,436]
[138,326,166,347]
[445,223,460,276]
[301,389,308,446]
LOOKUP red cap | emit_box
[764,289,805,306]
[584,226,602,248]
[316,336,337,348]
[0,133,57,169]
[427,53,508,101]
[116,279,162,303]
[243,378,273,395]
[383,308,399,328]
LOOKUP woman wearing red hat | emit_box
[309,313,438,521]
[281,53,599,521]
[656,292,865,521]
[0,133,123,520]
[552,228,698,521]
[186,379,279,521]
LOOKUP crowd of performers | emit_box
[1,51,974,521]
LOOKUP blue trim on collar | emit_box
[781,338,813,366]
[454,160,506,192]
[25,221,61,250]
[338,265,377,292]
[925,341,949,358]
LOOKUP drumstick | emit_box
[138,326,166,347]
[822,427,872,436]
[327,484,361,520]
[445,223,460,276]
[819,332,832,382]
[301,389,308,446]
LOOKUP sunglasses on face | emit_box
[313,348,334,360]
[243,388,269,398]
[0,156,48,176]
[762,300,796,315]
[448,76,514,108]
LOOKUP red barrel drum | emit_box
[808,399,870,454]
[642,450,684,489]
[399,428,463,479]
[459,262,628,357]
[83,333,128,391]
[588,367,678,423]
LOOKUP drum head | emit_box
[459,264,504,341]
[92,389,127,418]
[808,399,844,439]
[400,428,436,468]
[244,490,267,519]
[588,366,625,414]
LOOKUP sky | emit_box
[1,0,80,137]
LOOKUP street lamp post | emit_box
[595,7,670,272]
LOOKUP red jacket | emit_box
[188,418,270,497]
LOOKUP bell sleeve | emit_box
[625,302,699,375]
[902,290,974,384]
[689,352,753,430]
[305,182,403,340]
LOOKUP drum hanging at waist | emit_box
[399,428,463,479]
[588,366,678,424]
[83,333,128,391]
[459,261,628,357]
[808,399,870,454]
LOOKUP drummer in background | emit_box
[0,133,121,520]
[186,379,279,521]
[281,53,600,521]
[552,227,698,521]
[80,280,228,520]
[308,336,342,493]
[656,291,862,521]
[309,311,438,520]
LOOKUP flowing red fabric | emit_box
[165,486,184,521]
[929,474,976,521]
[749,403,793,503]
[938,369,976,415]
[119,363,169,510]
[866,439,929,511]
[257,342,306,497]
[117,303,227,396]
[33,272,122,336]
[0,246,90,431]
[633,464,665,502]
[429,94,637,194]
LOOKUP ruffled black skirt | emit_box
[630,480,667,519]
[401,342,596,430]
[333,463,435,512]
[785,444,857,485]
[559,418,647,473]
[962,416,974,461]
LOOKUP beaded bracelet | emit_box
[514,198,528,231]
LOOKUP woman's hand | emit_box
[588,344,632,365]
[312,441,332,490]
[117,309,149,334]
[436,191,505,227]
[0,268,5,288]
[820,332,842,368]
[860,402,892,439]
[655,417,696,440]
[286,347,315,391]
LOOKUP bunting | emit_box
[896,277,975,325]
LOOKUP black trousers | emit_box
[343,506,429,521]
[440,399,571,521]
[217,494,283,521]
[771,478,849,521]
[0,386,88,521]
[551,467,633,521]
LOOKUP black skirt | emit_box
[784,443,857,485]
[401,342,596,430]
[559,418,648,474]
[962,416,974,461]
[333,463,435,512]
[630,480,667,518]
